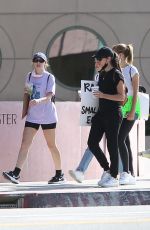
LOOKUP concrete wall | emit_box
[0,0,150,101]
[0,102,146,183]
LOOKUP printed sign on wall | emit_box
[80,80,99,126]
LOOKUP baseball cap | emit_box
[32,52,47,62]
[92,46,114,60]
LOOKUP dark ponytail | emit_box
[111,52,122,73]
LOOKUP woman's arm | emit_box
[29,92,53,107]
[127,73,139,120]
[93,80,125,102]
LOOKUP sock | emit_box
[56,170,62,177]
[13,167,21,177]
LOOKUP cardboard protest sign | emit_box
[80,80,99,126]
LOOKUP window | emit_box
[47,28,105,90]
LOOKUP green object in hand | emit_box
[121,95,141,118]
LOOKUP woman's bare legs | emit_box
[16,127,38,169]
[3,126,37,183]
[43,129,61,170]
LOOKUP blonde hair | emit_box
[112,43,133,64]
[45,62,49,69]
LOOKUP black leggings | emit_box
[118,118,135,175]
[88,112,122,178]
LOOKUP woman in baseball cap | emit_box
[32,52,48,62]
[88,46,126,187]
[70,46,126,187]
[3,51,65,185]
[92,46,114,60]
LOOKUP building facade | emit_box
[0,0,150,101]
[0,1,149,181]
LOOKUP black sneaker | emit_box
[48,174,65,184]
[3,171,20,184]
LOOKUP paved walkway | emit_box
[0,177,150,208]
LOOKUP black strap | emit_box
[46,74,55,103]
[129,66,146,93]
[46,74,50,90]
[28,72,32,81]
[28,72,49,90]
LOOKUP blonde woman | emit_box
[113,44,140,185]
[3,52,64,184]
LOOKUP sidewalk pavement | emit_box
[0,177,150,208]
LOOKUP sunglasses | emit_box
[33,58,45,63]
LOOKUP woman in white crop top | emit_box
[113,43,140,185]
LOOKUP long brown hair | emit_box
[111,52,122,73]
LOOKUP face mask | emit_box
[101,63,108,71]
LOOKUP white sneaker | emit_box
[98,170,111,186]
[128,174,136,185]
[119,172,130,185]
[119,172,136,185]
[101,176,119,188]
[69,170,84,183]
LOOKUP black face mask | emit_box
[101,63,108,70]
[98,63,108,73]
